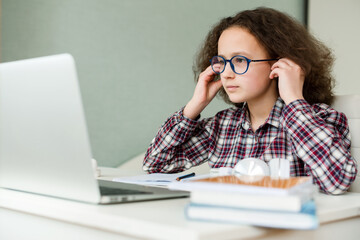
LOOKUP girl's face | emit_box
[217,26,277,104]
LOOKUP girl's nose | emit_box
[221,63,236,79]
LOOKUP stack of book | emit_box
[169,175,318,229]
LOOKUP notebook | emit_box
[169,175,313,195]
[0,54,189,204]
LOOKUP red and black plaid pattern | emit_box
[143,98,357,194]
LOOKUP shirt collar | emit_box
[239,97,284,130]
[266,97,284,128]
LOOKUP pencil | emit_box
[176,172,195,181]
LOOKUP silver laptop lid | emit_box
[0,54,101,203]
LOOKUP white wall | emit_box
[309,0,360,95]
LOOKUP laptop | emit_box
[0,54,189,204]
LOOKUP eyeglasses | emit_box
[210,55,278,75]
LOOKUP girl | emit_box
[143,7,357,194]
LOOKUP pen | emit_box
[176,172,195,181]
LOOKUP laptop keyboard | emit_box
[99,186,152,196]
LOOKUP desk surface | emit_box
[1,167,360,240]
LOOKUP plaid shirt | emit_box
[143,98,358,194]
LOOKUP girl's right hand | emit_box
[183,65,223,119]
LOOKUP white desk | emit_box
[1,167,360,240]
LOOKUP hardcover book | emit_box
[186,200,318,230]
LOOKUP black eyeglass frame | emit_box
[210,55,278,75]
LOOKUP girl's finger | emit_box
[271,59,291,70]
[200,65,219,83]
[269,68,280,79]
[279,58,297,67]
[271,58,299,71]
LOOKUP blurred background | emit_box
[0,0,359,167]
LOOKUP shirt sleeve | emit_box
[143,107,214,173]
[281,99,358,194]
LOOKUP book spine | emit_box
[185,201,318,230]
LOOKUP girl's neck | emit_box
[247,93,279,132]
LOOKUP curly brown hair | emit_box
[193,7,335,106]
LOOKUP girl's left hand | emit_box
[269,58,305,105]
